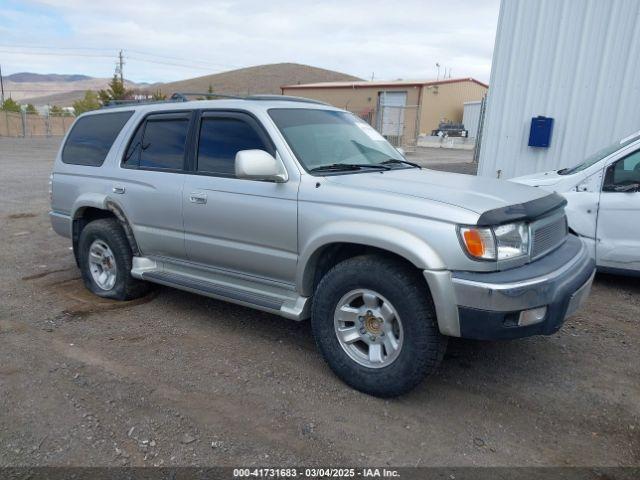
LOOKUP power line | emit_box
[0,43,115,51]
[126,55,228,72]
[0,49,114,58]
[126,49,241,70]
[0,43,243,71]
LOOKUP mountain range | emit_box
[3,63,361,106]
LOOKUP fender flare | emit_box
[71,194,140,256]
[297,221,446,296]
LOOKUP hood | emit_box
[326,168,550,216]
[510,169,564,187]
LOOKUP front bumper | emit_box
[424,235,595,340]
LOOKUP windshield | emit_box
[268,108,405,173]
[559,132,640,175]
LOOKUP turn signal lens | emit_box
[463,230,485,257]
[459,227,496,260]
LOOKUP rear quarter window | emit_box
[62,111,133,166]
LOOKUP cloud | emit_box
[2,0,500,83]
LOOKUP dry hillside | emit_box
[9,78,143,106]
[16,63,360,106]
[147,63,361,97]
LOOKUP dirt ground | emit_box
[0,137,638,468]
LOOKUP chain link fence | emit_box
[345,105,420,150]
[1,103,421,147]
[0,111,75,137]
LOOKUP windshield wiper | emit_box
[309,163,391,173]
[380,158,422,169]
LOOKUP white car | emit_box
[512,131,640,276]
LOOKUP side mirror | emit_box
[235,150,287,182]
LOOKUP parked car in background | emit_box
[50,97,595,397]
[512,131,640,276]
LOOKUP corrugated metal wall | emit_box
[463,101,482,138]
[478,0,640,179]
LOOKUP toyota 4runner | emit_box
[50,96,595,397]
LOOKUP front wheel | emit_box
[311,255,447,397]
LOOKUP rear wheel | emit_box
[311,255,447,397]
[78,218,150,300]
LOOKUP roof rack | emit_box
[172,92,329,105]
[102,98,173,108]
[246,95,330,106]
[100,92,331,109]
[170,92,244,101]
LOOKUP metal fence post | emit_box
[473,94,487,164]
[21,110,26,137]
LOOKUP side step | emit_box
[132,257,310,321]
[143,270,283,310]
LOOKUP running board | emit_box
[131,257,310,321]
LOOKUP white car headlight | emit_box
[493,222,529,260]
[459,222,529,261]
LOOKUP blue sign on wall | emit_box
[528,116,554,148]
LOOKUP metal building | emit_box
[478,0,640,179]
[462,101,482,139]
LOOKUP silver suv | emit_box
[50,97,595,396]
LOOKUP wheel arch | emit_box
[71,196,140,265]
[297,223,446,296]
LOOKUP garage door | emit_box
[377,91,407,137]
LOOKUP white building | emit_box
[478,0,640,179]
[462,101,482,140]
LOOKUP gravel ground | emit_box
[406,147,478,175]
[0,137,638,468]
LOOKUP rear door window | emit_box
[62,111,133,166]
[123,112,192,170]
[139,114,191,170]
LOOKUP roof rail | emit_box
[170,92,244,101]
[101,98,174,109]
[247,95,330,106]
[100,92,332,109]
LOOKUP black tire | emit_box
[311,255,447,397]
[78,218,150,301]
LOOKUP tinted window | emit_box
[122,120,144,168]
[197,117,268,176]
[604,150,640,188]
[138,118,190,170]
[62,111,133,166]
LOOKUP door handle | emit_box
[189,192,207,204]
[112,185,125,194]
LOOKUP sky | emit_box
[0,0,501,84]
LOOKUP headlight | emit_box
[459,222,529,261]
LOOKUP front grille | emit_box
[530,212,567,259]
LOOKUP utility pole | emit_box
[118,50,124,83]
[0,64,5,105]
